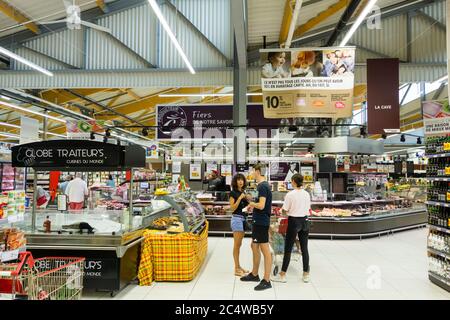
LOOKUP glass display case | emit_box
[156,191,206,234]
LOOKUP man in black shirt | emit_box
[240,164,273,291]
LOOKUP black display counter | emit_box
[207,208,427,239]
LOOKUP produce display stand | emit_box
[10,140,160,296]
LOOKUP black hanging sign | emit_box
[11,140,145,170]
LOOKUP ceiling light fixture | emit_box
[148,0,195,74]
[339,0,378,46]
[0,132,19,139]
[0,46,54,77]
[434,75,448,83]
[0,121,65,137]
[0,100,65,123]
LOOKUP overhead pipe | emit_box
[325,0,362,47]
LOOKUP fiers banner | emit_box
[260,47,356,118]
[367,58,400,134]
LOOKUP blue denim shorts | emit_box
[230,215,245,232]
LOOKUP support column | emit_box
[42,111,48,141]
[231,0,247,164]
[447,0,450,97]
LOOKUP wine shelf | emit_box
[429,225,450,234]
[427,247,450,260]
[426,153,450,159]
[425,201,450,208]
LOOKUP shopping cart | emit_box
[0,252,34,299]
[0,252,85,300]
[269,217,301,276]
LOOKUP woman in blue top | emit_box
[106,174,116,188]
[229,173,251,276]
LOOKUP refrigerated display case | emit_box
[0,163,25,192]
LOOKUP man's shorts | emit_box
[251,224,269,244]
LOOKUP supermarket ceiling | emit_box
[0,0,447,142]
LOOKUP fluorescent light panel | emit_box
[339,0,378,46]
[0,121,66,137]
[148,0,195,74]
[0,132,19,139]
[0,101,65,123]
[0,46,54,77]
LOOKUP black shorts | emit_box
[252,224,269,244]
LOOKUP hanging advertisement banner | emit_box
[20,116,39,145]
[66,120,106,139]
[189,163,202,180]
[367,58,400,134]
[11,140,145,170]
[156,104,332,139]
[259,47,355,119]
[422,99,450,135]
[269,162,300,182]
[205,163,218,174]
[146,142,159,159]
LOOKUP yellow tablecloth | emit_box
[138,221,208,285]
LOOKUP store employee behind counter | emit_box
[205,170,228,200]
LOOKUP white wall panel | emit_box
[158,4,226,69]
[85,27,148,69]
[96,3,158,66]
[171,0,232,59]
[12,46,69,71]
[411,15,446,64]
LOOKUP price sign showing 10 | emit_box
[265,96,280,108]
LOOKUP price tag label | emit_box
[7,215,17,223]
[447,192,450,202]
[446,167,450,175]
[1,249,19,262]
[444,142,450,151]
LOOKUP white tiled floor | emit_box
[82,227,450,300]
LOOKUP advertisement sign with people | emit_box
[260,47,355,119]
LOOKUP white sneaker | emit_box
[271,274,287,283]
[302,272,310,283]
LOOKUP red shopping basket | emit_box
[278,218,289,235]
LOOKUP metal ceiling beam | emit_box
[231,0,247,68]
[40,89,110,105]
[96,0,110,13]
[0,0,148,47]
[293,0,348,39]
[95,87,218,119]
[279,0,295,45]
[0,0,40,34]
[294,0,437,45]
[165,0,231,65]
[17,45,80,69]
[105,32,156,68]
[414,10,446,32]
[64,89,147,126]
[247,0,438,63]
[325,0,362,46]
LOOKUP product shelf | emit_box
[425,201,450,208]
[428,272,450,292]
[427,177,450,182]
[428,225,450,234]
[428,247,450,260]
[426,153,450,159]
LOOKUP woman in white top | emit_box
[272,173,311,283]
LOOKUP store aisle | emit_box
[83,227,450,300]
